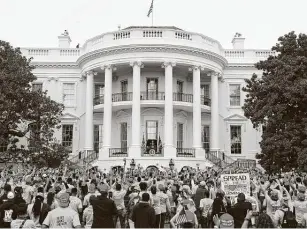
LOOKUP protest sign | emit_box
[221,173,250,197]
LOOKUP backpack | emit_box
[281,209,297,228]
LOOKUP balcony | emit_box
[112,92,132,102]
[94,96,104,105]
[201,95,211,106]
[173,93,193,103]
[109,148,128,157]
[176,148,195,157]
[140,92,165,100]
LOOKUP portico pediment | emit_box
[224,114,247,121]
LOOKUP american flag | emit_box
[147,0,154,17]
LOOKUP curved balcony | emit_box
[112,92,133,102]
[173,93,193,103]
[140,91,165,100]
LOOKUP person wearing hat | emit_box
[194,180,208,223]
[83,183,100,208]
[91,183,117,228]
[0,191,18,228]
[42,192,81,228]
[27,192,50,227]
[292,185,307,226]
[199,189,213,228]
[213,213,234,228]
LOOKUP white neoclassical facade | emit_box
[19,26,274,170]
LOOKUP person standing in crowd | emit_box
[69,188,83,214]
[42,192,81,228]
[82,195,95,229]
[292,185,307,226]
[157,184,171,228]
[22,177,34,205]
[150,186,161,228]
[0,192,18,228]
[91,183,117,228]
[170,199,198,228]
[228,193,252,228]
[0,184,11,205]
[111,183,127,228]
[10,203,36,229]
[199,189,213,228]
[132,193,156,228]
[27,193,49,228]
[83,184,100,208]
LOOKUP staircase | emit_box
[69,150,98,167]
[205,151,256,171]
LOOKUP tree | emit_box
[0,40,69,167]
[243,31,307,173]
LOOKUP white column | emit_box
[192,66,202,149]
[130,61,143,157]
[101,65,114,158]
[84,71,95,150]
[210,72,220,150]
[162,62,176,157]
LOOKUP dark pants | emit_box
[159,213,166,228]
[114,209,126,228]
[200,216,210,228]
[155,214,161,228]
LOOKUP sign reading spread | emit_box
[221,173,250,197]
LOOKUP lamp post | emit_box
[130,159,136,176]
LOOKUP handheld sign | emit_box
[221,173,250,197]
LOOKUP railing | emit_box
[141,146,164,157]
[224,50,244,58]
[28,49,49,56]
[69,150,98,165]
[201,96,211,106]
[113,31,130,40]
[60,49,80,56]
[175,32,192,40]
[176,148,195,157]
[112,92,133,102]
[206,151,235,167]
[109,148,128,157]
[94,95,104,105]
[143,30,163,38]
[173,93,193,103]
[140,92,165,100]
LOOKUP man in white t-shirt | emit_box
[22,177,34,204]
[42,192,81,228]
[69,188,82,214]
[83,183,100,208]
[199,189,213,228]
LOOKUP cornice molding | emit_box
[31,63,79,68]
[77,45,228,69]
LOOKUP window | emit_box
[146,121,158,140]
[146,78,158,100]
[202,125,210,153]
[120,122,128,152]
[177,123,184,149]
[94,84,104,98]
[230,125,242,154]
[63,83,76,106]
[177,81,183,101]
[32,83,43,92]
[62,124,73,152]
[121,80,128,101]
[201,84,210,105]
[94,125,103,153]
[229,84,241,106]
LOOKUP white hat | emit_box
[7,192,14,199]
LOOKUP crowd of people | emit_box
[0,163,306,228]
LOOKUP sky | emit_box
[1,0,307,49]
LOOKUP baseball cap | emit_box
[7,192,14,199]
[200,181,206,187]
[219,213,234,228]
[298,185,306,193]
[58,193,70,207]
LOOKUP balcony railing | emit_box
[94,95,104,105]
[140,92,165,100]
[176,148,195,157]
[112,92,132,102]
[109,148,128,157]
[201,96,211,106]
[173,93,193,103]
[141,146,164,157]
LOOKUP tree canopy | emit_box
[0,40,69,168]
[243,31,307,173]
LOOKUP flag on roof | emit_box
[147,0,154,17]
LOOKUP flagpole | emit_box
[151,0,154,26]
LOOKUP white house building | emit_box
[19,26,274,170]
